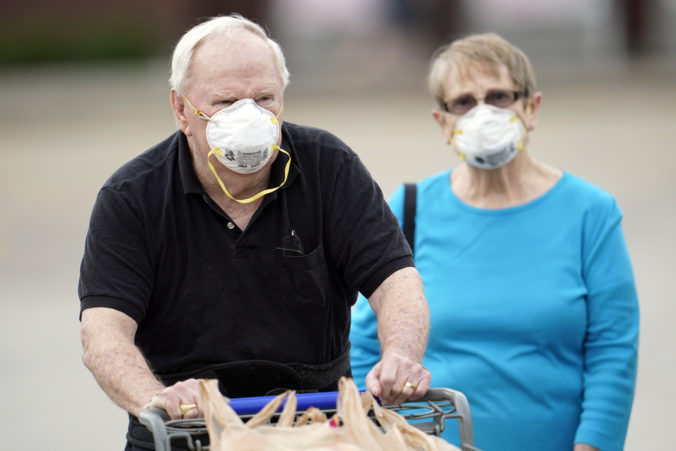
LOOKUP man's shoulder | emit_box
[103,131,181,192]
[282,122,353,153]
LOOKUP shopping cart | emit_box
[139,387,479,451]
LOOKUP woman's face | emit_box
[432,64,541,144]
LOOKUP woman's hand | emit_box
[574,444,600,451]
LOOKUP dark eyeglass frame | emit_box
[442,89,525,115]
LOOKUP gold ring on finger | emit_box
[180,403,197,416]
[404,381,416,390]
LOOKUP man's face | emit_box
[173,30,285,165]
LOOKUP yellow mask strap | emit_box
[514,98,532,151]
[183,96,211,120]
[271,103,283,124]
[507,116,525,151]
[183,96,283,123]
[524,97,532,123]
[207,146,291,204]
[448,129,467,160]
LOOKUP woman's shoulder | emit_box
[554,173,624,230]
[388,170,451,217]
[416,169,453,193]
[558,172,618,207]
[390,170,451,202]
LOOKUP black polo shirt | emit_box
[79,123,412,376]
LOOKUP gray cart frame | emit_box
[139,387,479,451]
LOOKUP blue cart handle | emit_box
[229,390,370,415]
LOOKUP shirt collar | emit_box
[177,131,204,195]
[271,128,299,190]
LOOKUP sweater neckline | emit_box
[444,168,569,215]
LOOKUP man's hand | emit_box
[82,308,206,420]
[145,378,202,420]
[366,267,431,405]
[365,349,431,405]
[81,307,177,418]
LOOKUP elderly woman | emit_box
[350,33,639,451]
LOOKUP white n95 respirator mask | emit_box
[202,98,280,174]
[450,104,526,170]
[183,96,290,204]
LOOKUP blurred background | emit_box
[1,0,674,449]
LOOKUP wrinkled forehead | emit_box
[186,30,281,92]
[444,62,514,95]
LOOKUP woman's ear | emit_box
[525,91,543,131]
[432,109,452,144]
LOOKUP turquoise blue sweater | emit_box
[350,170,639,451]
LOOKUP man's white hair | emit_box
[169,14,290,95]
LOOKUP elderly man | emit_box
[79,14,431,450]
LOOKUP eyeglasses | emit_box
[443,90,524,115]
[277,229,305,256]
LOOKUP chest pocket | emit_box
[281,244,331,313]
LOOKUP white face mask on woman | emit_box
[450,103,526,170]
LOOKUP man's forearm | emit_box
[81,308,165,416]
[368,267,429,361]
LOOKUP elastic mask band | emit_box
[183,96,210,120]
[449,129,465,159]
[183,96,283,123]
[515,99,532,150]
[509,116,526,151]
[207,146,291,204]
[271,103,283,123]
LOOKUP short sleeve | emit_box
[388,184,406,228]
[349,183,409,389]
[78,186,153,323]
[326,155,412,299]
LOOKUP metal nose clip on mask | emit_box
[184,97,291,204]
[450,103,526,170]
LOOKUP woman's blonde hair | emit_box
[427,33,536,109]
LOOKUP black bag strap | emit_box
[403,183,417,255]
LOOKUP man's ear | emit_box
[170,90,191,136]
